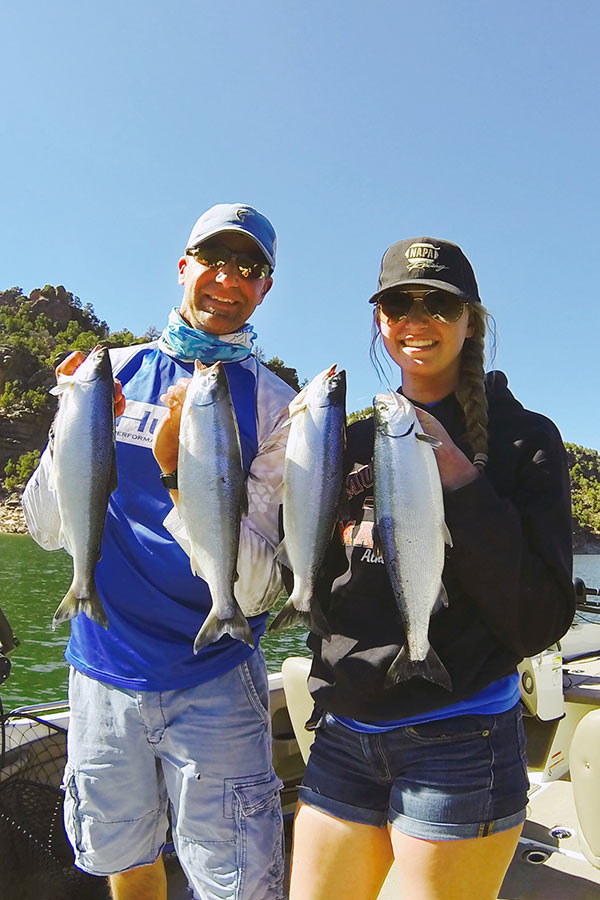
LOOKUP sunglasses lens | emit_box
[192,246,231,268]
[378,292,414,321]
[424,291,465,323]
[235,254,271,280]
[378,289,466,323]
[190,246,270,279]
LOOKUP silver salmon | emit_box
[50,347,117,629]
[373,390,452,690]
[178,361,253,653]
[270,365,346,636]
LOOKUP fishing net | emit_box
[0,707,109,900]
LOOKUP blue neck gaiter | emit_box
[157,308,257,363]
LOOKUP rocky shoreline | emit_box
[573,535,600,555]
[0,495,28,534]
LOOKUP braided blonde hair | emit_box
[455,302,489,470]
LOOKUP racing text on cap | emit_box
[405,242,448,273]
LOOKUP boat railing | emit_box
[574,577,600,616]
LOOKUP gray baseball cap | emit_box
[186,203,276,268]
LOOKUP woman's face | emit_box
[377,293,474,400]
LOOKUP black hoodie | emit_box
[306,371,575,722]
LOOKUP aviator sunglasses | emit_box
[187,244,272,280]
[377,289,468,324]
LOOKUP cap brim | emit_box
[369,279,479,304]
[187,226,275,268]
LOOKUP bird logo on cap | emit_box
[236,207,255,222]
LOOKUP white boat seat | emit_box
[280,656,405,898]
[281,657,315,764]
[570,708,600,868]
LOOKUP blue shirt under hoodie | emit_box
[65,346,266,691]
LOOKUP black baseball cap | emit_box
[369,237,481,304]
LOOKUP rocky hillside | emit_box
[0,285,598,550]
[0,285,303,533]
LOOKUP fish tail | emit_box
[384,644,452,691]
[269,598,331,639]
[52,581,109,630]
[193,605,254,654]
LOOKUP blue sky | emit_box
[2,1,599,449]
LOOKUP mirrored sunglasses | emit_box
[377,289,467,324]
[187,244,272,280]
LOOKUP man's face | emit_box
[178,232,273,335]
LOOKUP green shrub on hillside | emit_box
[0,381,50,415]
[566,443,600,536]
[4,450,41,492]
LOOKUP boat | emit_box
[2,579,600,899]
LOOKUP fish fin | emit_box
[189,552,204,578]
[416,432,443,449]
[269,597,331,639]
[437,582,449,608]
[49,375,75,396]
[193,605,254,653]
[58,529,72,556]
[273,539,291,570]
[286,390,309,420]
[384,645,452,691]
[442,521,453,547]
[52,583,109,631]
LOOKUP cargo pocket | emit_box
[176,772,284,900]
[231,774,284,899]
[61,764,84,854]
[60,763,164,874]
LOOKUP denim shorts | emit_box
[62,651,284,899]
[299,704,529,840]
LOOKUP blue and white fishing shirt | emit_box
[23,342,295,691]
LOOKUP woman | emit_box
[289,237,575,900]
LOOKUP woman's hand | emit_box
[56,350,126,417]
[152,377,192,474]
[415,407,479,491]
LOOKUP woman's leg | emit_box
[289,802,394,900]
[389,822,523,900]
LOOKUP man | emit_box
[23,203,295,900]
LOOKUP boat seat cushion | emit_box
[570,708,600,867]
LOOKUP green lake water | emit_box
[1,533,599,712]
[0,534,310,711]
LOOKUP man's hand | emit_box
[152,377,192,474]
[55,350,126,418]
[415,407,479,492]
